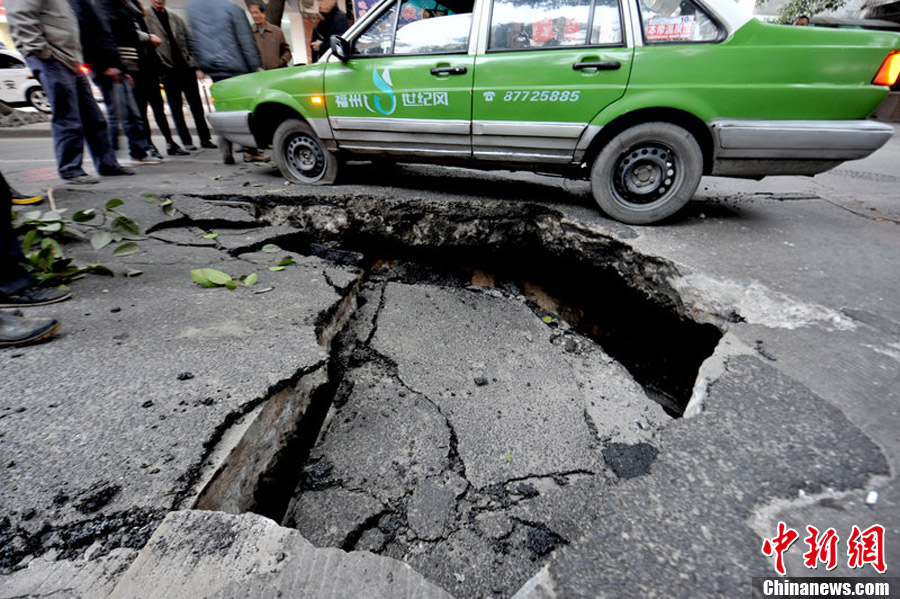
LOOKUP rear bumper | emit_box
[207,111,257,148]
[711,119,894,161]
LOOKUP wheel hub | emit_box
[285,135,325,181]
[614,145,676,205]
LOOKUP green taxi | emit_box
[209,0,900,224]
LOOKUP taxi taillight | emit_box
[873,51,900,87]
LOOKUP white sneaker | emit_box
[117,155,143,168]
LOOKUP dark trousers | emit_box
[133,70,175,146]
[162,68,212,145]
[94,74,152,160]
[24,56,118,179]
[0,171,30,295]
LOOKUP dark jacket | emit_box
[311,6,349,62]
[95,0,145,72]
[65,0,124,74]
[186,0,261,79]
[147,7,197,71]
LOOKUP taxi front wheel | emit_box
[590,122,702,225]
[273,119,338,185]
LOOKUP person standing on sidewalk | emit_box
[249,1,292,71]
[0,170,67,346]
[93,0,162,165]
[146,0,215,152]
[129,0,189,157]
[186,0,267,164]
[6,0,132,184]
[310,0,349,63]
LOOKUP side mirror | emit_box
[329,35,351,62]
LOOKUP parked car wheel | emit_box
[27,87,51,114]
[591,122,703,225]
[272,119,338,185]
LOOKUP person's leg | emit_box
[0,171,31,295]
[163,71,192,147]
[25,56,89,179]
[118,80,152,160]
[76,72,122,174]
[144,72,179,148]
[94,74,122,152]
[180,70,212,144]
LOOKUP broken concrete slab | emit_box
[108,510,453,599]
[513,355,890,598]
[0,193,362,578]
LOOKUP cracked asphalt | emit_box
[1,126,899,597]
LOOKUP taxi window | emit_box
[637,0,722,43]
[489,0,622,50]
[353,0,474,56]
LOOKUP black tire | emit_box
[272,119,338,185]
[590,122,703,225]
[27,87,51,114]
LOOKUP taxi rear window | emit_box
[637,0,724,43]
[488,0,623,51]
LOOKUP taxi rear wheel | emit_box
[273,119,337,185]
[590,122,702,225]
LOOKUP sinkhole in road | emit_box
[201,197,724,598]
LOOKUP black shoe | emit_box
[64,174,100,185]
[0,312,61,347]
[184,144,198,151]
[200,140,217,149]
[99,165,135,176]
[148,146,164,160]
[223,154,235,165]
[168,143,190,156]
[0,285,71,308]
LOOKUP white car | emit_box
[0,49,51,113]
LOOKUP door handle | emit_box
[573,61,621,71]
[430,66,468,76]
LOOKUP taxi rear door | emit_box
[472,0,633,165]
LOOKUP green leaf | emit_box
[541,315,553,324]
[123,268,143,277]
[244,273,258,286]
[505,452,512,463]
[190,269,215,287]
[198,268,232,285]
[265,189,285,194]
[225,280,239,290]
[268,266,285,272]
[91,231,113,250]
[113,242,141,257]
[86,264,115,276]
[278,258,296,267]
[22,229,38,253]
[261,244,281,253]
[143,193,164,204]
[73,209,97,223]
[21,210,42,221]
[112,215,143,238]
[38,222,63,233]
[41,237,63,257]
[42,211,63,222]
[163,204,176,217]
[203,233,219,239]
[105,198,124,211]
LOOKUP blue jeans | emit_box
[94,75,151,159]
[24,55,118,179]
